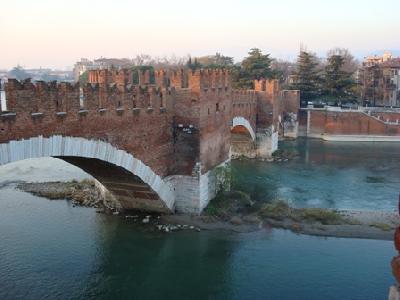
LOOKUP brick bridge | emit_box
[0,69,299,214]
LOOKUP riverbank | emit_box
[16,180,399,240]
[17,180,118,212]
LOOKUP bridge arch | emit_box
[231,116,256,141]
[0,135,175,212]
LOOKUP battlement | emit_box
[188,69,231,91]
[254,79,280,95]
[6,78,79,92]
[154,69,167,87]
[3,78,175,119]
[87,68,232,92]
[88,69,133,87]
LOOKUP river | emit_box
[0,139,398,300]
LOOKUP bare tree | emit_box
[326,48,359,74]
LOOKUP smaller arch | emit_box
[232,117,256,141]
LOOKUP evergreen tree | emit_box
[198,52,234,69]
[235,48,274,88]
[291,51,321,106]
[186,56,202,70]
[323,54,354,101]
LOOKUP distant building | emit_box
[360,52,400,107]
[73,58,94,82]
[93,58,133,69]
[363,51,392,67]
[73,58,134,82]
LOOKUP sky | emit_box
[1,0,400,69]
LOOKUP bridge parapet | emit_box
[4,79,176,120]
[5,79,81,116]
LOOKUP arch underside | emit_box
[60,157,168,212]
[231,117,256,158]
[0,136,175,212]
[231,116,256,141]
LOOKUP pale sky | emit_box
[1,0,399,69]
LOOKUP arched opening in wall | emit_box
[0,156,170,214]
[59,157,169,213]
[230,125,256,159]
[0,137,175,214]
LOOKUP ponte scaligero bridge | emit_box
[0,68,299,213]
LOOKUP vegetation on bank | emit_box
[370,222,393,232]
[271,148,299,160]
[259,200,346,225]
[15,177,396,238]
[204,190,352,226]
[204,190,255,218]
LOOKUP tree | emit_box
[271,59,296,86]
[291,50,321,106]
[79,71,88,85]
[326,48,359,74]
[323,54,355,101]
[234,48,274,88]
[186,57,202,70]
[196,52,234,68]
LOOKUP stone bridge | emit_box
[0,69,299,214]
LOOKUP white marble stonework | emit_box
[169,159,231,214]
[0,135,175,211]
[232,116,256,141]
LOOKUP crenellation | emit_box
[189,69,203,90]
[83,82,101,111]
[169,69,185,88]
[154,69,168,88]
[148,87,161,110]
[138,69,151,85]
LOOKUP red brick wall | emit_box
[232,90,257,130]
[1,79,175,177]
[280,90,300,115]
[199,85,232,173]
[308,110,400,136]
[371,112,400,123]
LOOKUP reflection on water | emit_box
[0,191,394,300]
[233,138,400,210]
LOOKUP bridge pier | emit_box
[255,126,279,158]
[230,127,278,159]
[172,159,231,214]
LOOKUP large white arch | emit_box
[0,135,175,210]
[231,116,256,141]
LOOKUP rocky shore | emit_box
[17,180,399,240]
[17,180,119,212]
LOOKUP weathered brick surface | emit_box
[1,69,295,179]
[304,110,400,136]
[253,79,299,130]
